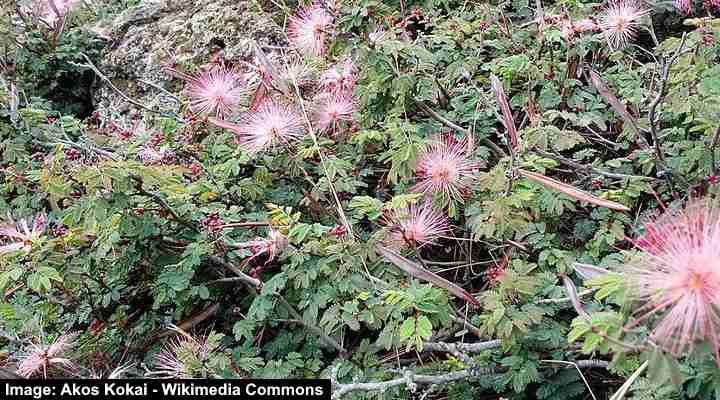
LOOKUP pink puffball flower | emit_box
[384,203,451,249]
[288,4,334,57]
[674,0,692,14]
[16,332,78,378]
[625,200,720,363]
[312,94,355,133]
[598,1,650,49]
[576,18,600,32]
[562,21,576,41]
[235,229,288,265]
[0,214,46,255]
[209,102,306,154]
[167,64,245,119]
[368,28,389,45]
[39,0,80,28]
[150,326,221,379]
[412,135,480,202]
[319,59,356,96]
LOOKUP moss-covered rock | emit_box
[93,0,285,117]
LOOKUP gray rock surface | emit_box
[92,0,285,117]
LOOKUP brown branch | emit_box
[647,33,688,167]
[207,256,346,355]
[415,101,507,158]
[332,366,498,399]
[208,256,262,290]
[534,149,657,180]
[156,303,220,339]
[710,126,720,176]
[422,339,501,354]
[131,176,198,233]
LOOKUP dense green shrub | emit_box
[1,0,720,398]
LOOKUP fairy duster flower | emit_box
[37,0,80,28]
[167,64,245,119]
[235,229,288,265]
[412,135,480,202]
[0,214,46,255]
[625,200,720,363]
[16,333,78,378]
[598,1,649,49]
[319,58,356,96]
[384,203,451,249]
[210,102,306,154]
[312,94,355,133]
[288,4,334,57]
[149,326,222,379]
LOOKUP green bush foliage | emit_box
[1,0,720,398]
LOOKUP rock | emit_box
[92,0,285,118]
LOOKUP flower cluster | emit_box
[31,0,80,28]
[288,4,335,57]
[191,3,356,153]
[234,229,288,266]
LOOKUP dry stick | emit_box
[131,176,198,233]
[219,221,271,229]
[415,101,507,158]
[534,149,657,181]
[208,256,347,355]
[647,33,688,167]
[541,360,598,400]
[281,56,354,239]
[279,53,385,289]
[449,314,483,338]
[536,288,596,304]
[208,256,262,289]
[710,125,720,176]
[275,295,347,356]
[155,303,220,339]
[422,339,501,354]
[332,366,498,400]
[73,53,185,122]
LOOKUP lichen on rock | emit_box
[93,0,285,118]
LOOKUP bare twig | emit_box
[275,295,347,356]
[156,303,220,339]
[131,176,198,232]
[422,339,501,354]
[332,366,497,399]
[415,101,507,158]
[647,33,689,167]
[710,125,720,175]
[536,288,596,304]
[207,256,346,355]
[207,256,262,289]
[541,360,598,400]
[534,149,657,181]
[72,53,184,121]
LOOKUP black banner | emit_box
[0,379,331,400]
